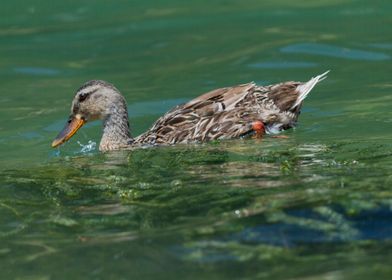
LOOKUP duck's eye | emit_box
[79,93,89,102]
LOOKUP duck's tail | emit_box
[290,71,329,110]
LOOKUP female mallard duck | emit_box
[52,71,328,151]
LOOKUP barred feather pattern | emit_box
[133,72,327,146]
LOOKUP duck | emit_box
[52,71,328,151]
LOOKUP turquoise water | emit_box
[1,1,392,279]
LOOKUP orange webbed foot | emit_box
[251,121,265,139]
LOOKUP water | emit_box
[1,0,391,279]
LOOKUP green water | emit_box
[1,0,392,279]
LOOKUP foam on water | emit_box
[76,140,97,154]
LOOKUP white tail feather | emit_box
[290,70,329,110]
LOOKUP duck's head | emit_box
[51,80,128,148]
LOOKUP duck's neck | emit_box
[100,102,133,151]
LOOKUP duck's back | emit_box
[133,72,328,145]
[133,83,265,145]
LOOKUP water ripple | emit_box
[281,43,390,61]
[370,43,392,50]
[13,67,60,76]
[76,140,97,154]
[248,61,317,69]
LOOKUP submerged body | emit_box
[52,72,328,151]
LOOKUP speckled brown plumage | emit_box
[52,72,328,151]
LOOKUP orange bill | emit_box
[51,116,85,148]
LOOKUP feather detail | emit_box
[53,73,328,151]
[291,71,329,110]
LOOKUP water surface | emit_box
[1,0,391,279]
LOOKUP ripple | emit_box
[13,67,60,76]
[248,61,317,69]
[281,43,390,61]
[369,43,392,50]
[76,140,97,154]
[18,131,42,140]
